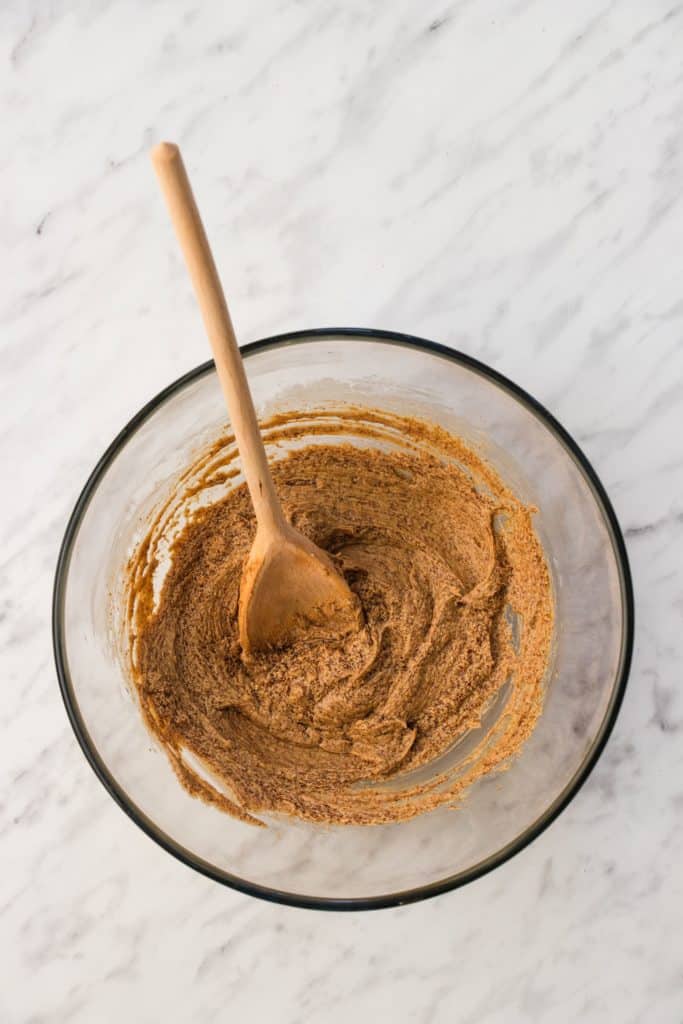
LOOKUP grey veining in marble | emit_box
[2,1,683,1021]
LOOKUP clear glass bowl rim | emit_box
[52,328,634,911]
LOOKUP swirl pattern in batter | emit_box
[125,409,553,825]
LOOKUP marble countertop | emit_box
[3,1,683,1020]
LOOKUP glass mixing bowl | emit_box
[53,330,633,910]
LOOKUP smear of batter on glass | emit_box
[124,408,553,826]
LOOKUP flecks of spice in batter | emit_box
[125,409,553,826]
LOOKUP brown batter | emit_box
[124,408,553,826]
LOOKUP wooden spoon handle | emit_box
[150,142,285,537]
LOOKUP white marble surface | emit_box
[2,1,683,1020]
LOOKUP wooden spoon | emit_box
[150,142,359,655]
